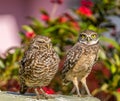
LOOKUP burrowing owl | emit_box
[62,30,99,96]
[19,35,60,99]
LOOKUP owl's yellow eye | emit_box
[81,35,86,39]
[91,34,96,39]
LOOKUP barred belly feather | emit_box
[19,35,60,99]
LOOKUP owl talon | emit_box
[77,94,82,97]
[88,94,92,97]
[38,94,54,99]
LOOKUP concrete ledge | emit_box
[0,91,101,101]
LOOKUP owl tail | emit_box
[20,84,28,94]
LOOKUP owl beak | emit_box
[87,37,90,42]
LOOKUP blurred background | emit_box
[0,0,120,101]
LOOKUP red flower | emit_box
[71,21,80,31]
[41,14,50,21]
[108,44,114,49]
[26,32,35,38]
[78,6,92,17]
[51,0,63,4]
[117,88,120,93]
[42,86,55,94]
[81,0,93,8]
[59,16,68,23]
[57,0,63,4]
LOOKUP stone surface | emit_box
[0,91,101,101]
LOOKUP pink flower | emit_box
[41,14,50,21]
[42,86,55,94]
[81,0,93,8]
[25,32,35,38]
[78,6,92,17]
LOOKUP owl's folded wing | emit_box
[62,43,83,77]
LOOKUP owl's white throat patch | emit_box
[88,39,99,45]
[80,39,99,45]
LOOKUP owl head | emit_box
[30,35,52,49]
[78,30,99,45]
[32,35,51,43]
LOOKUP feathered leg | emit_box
[81,77,91,96]
[72,77,81,97]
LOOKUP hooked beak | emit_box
[87,37,90,42]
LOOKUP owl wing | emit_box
[19,49,38,76]
[20,50,33,67]
[62,43,83,77]
[19,49,39,93]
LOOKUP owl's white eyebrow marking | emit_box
[86,33,96,37]
[81,33,86,35]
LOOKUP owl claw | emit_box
[36,94,54,99]
[77,94,82,97]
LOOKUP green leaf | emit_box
[27,17,43,27]
[112,75,120,87]
[22,25,33,32]
[100,83,108,91]
[40,9,49,15]
[12,49,20,63]
[0,60,5,69]
[103,0,109,3]
[114,53,120,66]
[99,49,106,60]
[111,64,116,74]
[100,36,120,51]
[113,91,120,101]
[42,25,77,35]
[88,25,97,31]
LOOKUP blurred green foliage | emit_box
[0,0,120,100]
[0,48,23,81]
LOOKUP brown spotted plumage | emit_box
[19,35,60,99]
[62,30,99,97]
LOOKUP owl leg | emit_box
[20,83,28,94]
[72,77,81,97]
[70,86,76,94]
[34,88,41,100]
[35,88,53,99]
[34,88,47,99]
[70,84,85,95]
[35,88,48,99]
[40,88,54,99]
[81,77,91,96]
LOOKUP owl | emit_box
[62,30,99,97]
[19,35,60,99]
